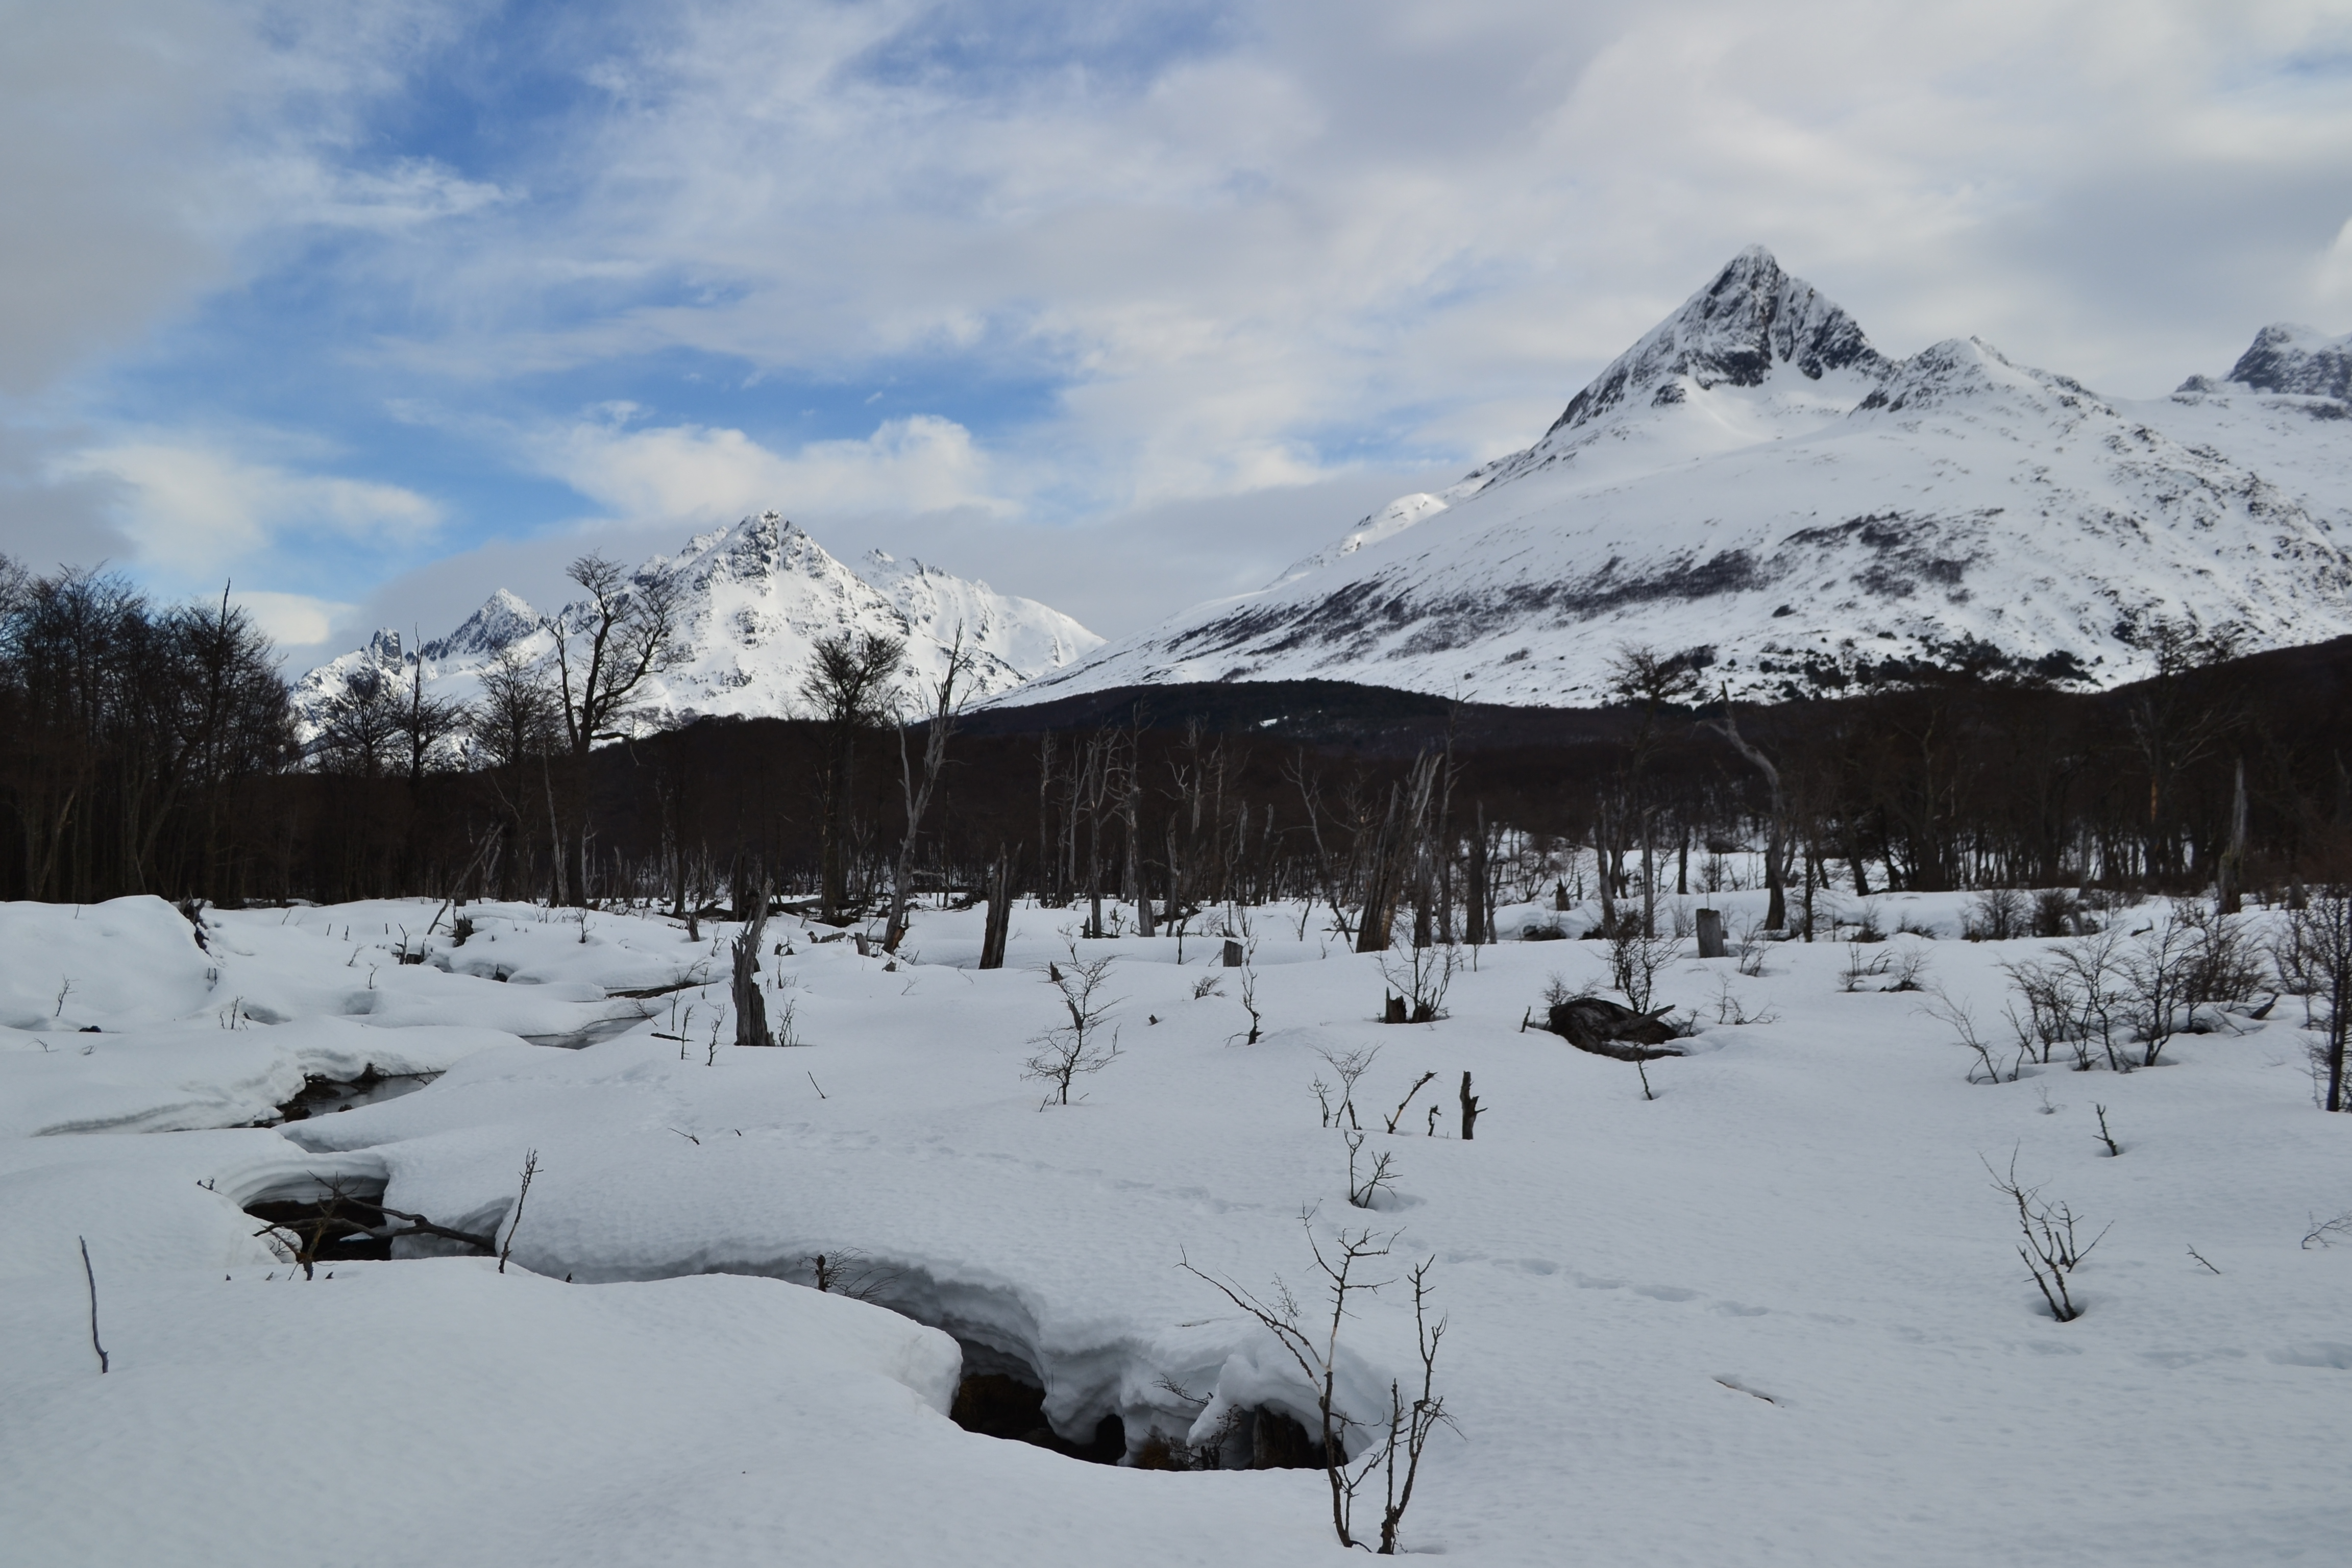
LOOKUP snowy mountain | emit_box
[1000,246,2352,707]
[293,513,1101,747]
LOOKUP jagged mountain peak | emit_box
[1545,245,1890,437]
[421,589,540,662]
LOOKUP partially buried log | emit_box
[1546,996,1686,1061]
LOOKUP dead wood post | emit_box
[1696,908,1728,959]
[1459,1072,1480,1140]
[979,849,1015,970]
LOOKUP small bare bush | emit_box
[1180,1223,1452,1554]
[1882,939,1932,993]
[1963,888,2029,942]
[1025,943,1122,1105]
[2122,911,2199,1067]
[2301,1210,2352,1249]
[1925,989,2020,1083]
[1377,943,1460,1023]
[1314,1046,1378,1130]
[1985,1150,2106,1321]
[1609,928,1682,1014]
[1732,915,1770,977]
[1343,1130,1399,1209]
[1840,942,1891,992]
[1709,973,1777,1026]
[2179,900,2266,1008]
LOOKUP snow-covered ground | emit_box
[5,890,2349,1565]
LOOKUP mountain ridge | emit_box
[994,248,2352,708]
[293,512,1101,750]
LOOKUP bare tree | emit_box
[2284,887,2352,1111]
[472,646,562,771]
[394,635,468,787]
[1701,689,1787,930]
[1313,1046,1378,1130]
[546,554,680,760]
[885,634,976,951]
[1606,644,1704,937]
[800,630,906,924]
[543,553,680,904]
[314,664,404,778]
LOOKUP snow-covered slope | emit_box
[293,513,1101,746]
[1003,247,2352,707]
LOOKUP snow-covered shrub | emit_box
[1377,943,1458,1023]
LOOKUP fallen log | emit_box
[1545,996,1687,1062]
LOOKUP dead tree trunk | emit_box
[979,851,1014,971]
[732,887,772,1048]
[1464,805,1489,946]
[1704,697,1786,930]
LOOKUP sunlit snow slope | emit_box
[1003,247,2352,706]
[295,512,1101,746]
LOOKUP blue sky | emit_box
[6,0,2352,660]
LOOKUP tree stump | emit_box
[1696,908,1728,959]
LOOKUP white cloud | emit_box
[329,0,2352,507]
[56,440,442,576]
[2317,215,2352,305]
[228,588,356,650]
[543,413,1014,526]
[260,155,512,233]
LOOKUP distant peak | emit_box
[2223,323,2351,400]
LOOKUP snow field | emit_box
[3,891,2349,1564]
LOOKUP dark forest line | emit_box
[5,554,2350,918]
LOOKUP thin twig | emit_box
[498,1149,538,1274]
[78,1236,108,1373]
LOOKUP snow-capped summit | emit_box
[293,513,1100,749]
[999,248,2352,708]
[1551,244,1889,431]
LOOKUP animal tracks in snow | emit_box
[1482,1256,1771,1316]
